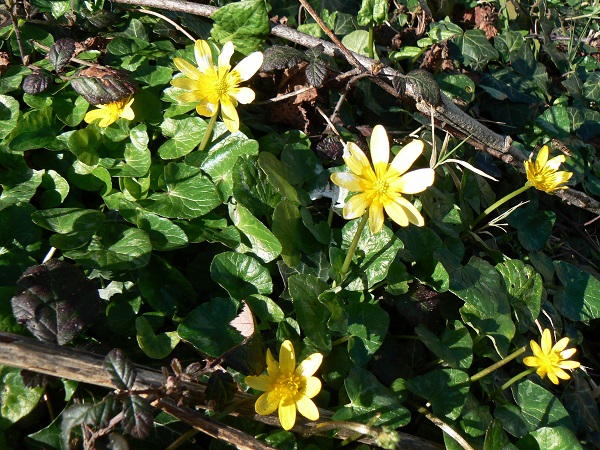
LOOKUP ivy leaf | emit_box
[104,348,137,390]
[211,0,270,55]
[455,29,499,71]
[11,259,101,345]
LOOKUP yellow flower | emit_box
[170,40,263,133]
[245,340,323,431]
[524,145,573,193]
[523,328,580,385]
[330,125,435,234]
[84,96,135,128]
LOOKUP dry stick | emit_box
[110,0,600,216]
[0,332,441,450]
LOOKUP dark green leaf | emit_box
[121,395,154,439]
[49,38,76,72]
[554,261,600,321]
[104,348,137,390]
[261,45,305,71]
[305,59,327,88]
[229,202,281,263]
[210,252,273,300]
[211,0,270,54]
[415,320,473,369]
[346,303,389,366]
[289,274,331,352]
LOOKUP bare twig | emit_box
[106,0,600,216]
[0,332,442,450]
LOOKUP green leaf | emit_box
[0,366,44,430]
[137,256,196,316]
[517,426,582,450]
[341,30,374,58]
[68,127,101,166]
[512,379,575,433]
[132,64,173,87]
[158,117,207,159]
[210,252,273,300]
[135,316,180,359]
[272,199,320,267]
[229,202,281,263]
[68,160,112,195]
[436,73,475,104]
[496,259,542,333]
[258,152,307,206]
[460,394,492,437]
[483,419,517,450]
[452,256,515,357]
[31,207,104,234]
[332,368,411,428]
[506,202,556,251]
[405,369,469,421]
[357,0,389,25]
[553,261,600,321]
[211,0,270,54]
[233,154,281,218]
[455,29,499,71]
[136,210,188,251]
[64,223,152,270]
[53,93,88,127]
[140,162,221,219]
[201,133,259,198]
[40,170,69,208]
[0,169,44,210]
[246,294,285,323]
[121,395,154,439]
[342,219,402,290]
[346,303,389,366]
[0,95,20,139]
[8,107,63,151]
[177,297,244,357]
[288,274,331,352]
[415,320,473,369]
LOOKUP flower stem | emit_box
[339,212,369,282]
[368,23,375,59]
[199,109,219,151]
[470,346,526,382]
[470,184,531,230]
[498,368,536,392]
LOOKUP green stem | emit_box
[498,368,536,392]
[199,108,219,151]
[470,346,527,382]
[367,23,375,59]
[339,212,369,282]
[470,184,531,230]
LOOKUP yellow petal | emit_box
[196,102,216,117]
[171,77,201,92]
[296,395,319,421]
[278,398,297,430]
[535,146,549,171]
[255,391,280,415]
[245,374,272,391]
[546,370,559,385]
[390,140,423,175]
[266,348,280,377]
[368,203,385,234]
[545,154,566,171]
[559,348,577,360]
[395,168,435,194]
[559,360,581,370]
[234,87,256,104]
[120,102,135,121]
[553,368,571,380]
[296,353,323,378]
[194,40,213,73]
[219,41,234,69]
[84,108,107,125]
[395,197,425,226]
[303,376,322,398]
[383,200,409,227]
[330,172,364,192]
[343,142,372,177]
[370,125,390,177]
[536,365,548,379]
[233,51,264,81]
[343,193,370,220]
[279,340,296,374]
[540,329,553,354]
[552,337,570,353]
[220,99,240,132]
[173,57,202,80]
[522,356,540,367]
[529,339,544,359]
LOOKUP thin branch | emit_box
[0,332,441,450]
[107,0,600,216]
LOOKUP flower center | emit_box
[373,178,389,194]
[547,351,561,365]
[274,372,303,397]
[215,75,231,98]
